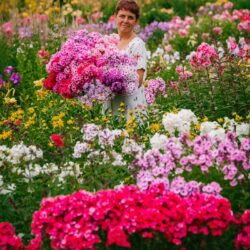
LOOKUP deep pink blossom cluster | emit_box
[44,30,138,102]
[235,209,250,249]
[0,222,23,250]
[176,65,193,80]
[26,184,235,249]
[190,43,219,70]
[144,77,166,104]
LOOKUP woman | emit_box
[104,0,147,118]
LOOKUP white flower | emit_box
[236,123,250,136]
[208,127,226,141]
[112,152,126,166]
[223,117,236,131]
[178,109,198,124]
[150,133,168,150]
[200,121,220,135]
[122,139,143,156]
[73,142,90,158]
[162,113,181,135]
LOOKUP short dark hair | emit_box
[115,0,140,20]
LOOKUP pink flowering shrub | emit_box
[144,77,166,104]
[0,222,23,250]
[26,184,236,249]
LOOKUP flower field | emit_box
[0,0,250,249]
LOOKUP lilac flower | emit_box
[10,73,21,86]
[4,66,14,76]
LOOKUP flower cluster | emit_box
[226,37,250,61]
[190,42,219,70]
[130,129,249,190]
[0,222,23,249]
[28,184,235,249]
[162,109,198,135]
[235,209,250,249]
[0,66,21,89]
[144,77,166,104]
[176,65,193,80]
[73,123,127,166]
[44,30,138,103]
[139,21,170,42]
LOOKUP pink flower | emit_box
[190,42,219,69]
[224,2,233,9]
[213,27,223,35]
[145,77,166,104]
[0,222,23,249]
[176,65,193,80]
[178,29,188,37]
[50,134,64,147]
[76,16,85,25]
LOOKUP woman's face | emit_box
[115,9,138,34]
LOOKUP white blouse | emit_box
[103,36,148,117]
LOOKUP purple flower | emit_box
[4,66,14,76]
[111,81,125,94]
[10,73,21,86]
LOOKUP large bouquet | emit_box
[43,30,138,106]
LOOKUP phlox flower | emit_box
[190,42,219,70]
[50,134,64,147]
[145,77,166,104]
[44,29,138,102]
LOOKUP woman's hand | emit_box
[137,69,145,88]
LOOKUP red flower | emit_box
[50,134,64,147]
[43,71,56,90]
[38,49,50,58]
[14,120,22,125]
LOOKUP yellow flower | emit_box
[34,78,44,87]
[3,97,17,105]
[0,130,12,140]
[217,118,224,123]
[22,12,30,18]
[160,8,174,14]
[67,119,74,125]
[101,116,110,123]
[28,107,35,114]
[10,109,24,121]
[52,116,64,128]
[36,89,48,100]
[48,142,54,148]
[150,123,160,133]
[24,114,36,128]
[202,116,209,122]
[215,0,227,5]
[58,112,66,118]
[195,123,201,131]
[41,108,48,113]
